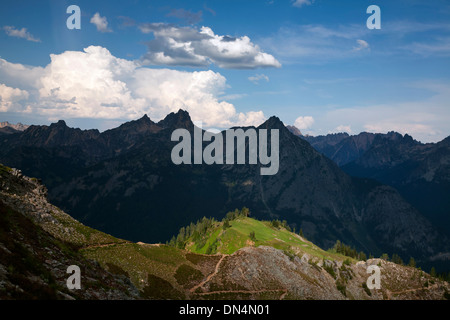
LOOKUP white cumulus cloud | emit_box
[139,24,281,69]
[0,84,29,112]
[294,116,314,130]
[0,46,265,128]
[334,125,352,134]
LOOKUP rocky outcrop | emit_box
[192,246,450,300]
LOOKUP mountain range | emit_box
[1,164,449,300]
[1,110,449,272]
[0,122,29,135]
[288,128,450,242]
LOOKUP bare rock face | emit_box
[191,246,450,300]
[196,246,344,300]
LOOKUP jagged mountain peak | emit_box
[257,116,292,135]
[10,120,101,149]
[261,116,284,129]
[51,120,67,127]
[372,131,420,147]
[158,109,193,130]
[132,113,152,125]
[108,113,161,135]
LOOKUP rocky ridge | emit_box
[0,164,139,300]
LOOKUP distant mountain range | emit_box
[287,127,450,241]
[0,121,29,134]
[1,111,449,272]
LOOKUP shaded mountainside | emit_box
[218,119,450,270]
[0,165,139,299]
[295,129,450,249]
[0,127,20,135]
[0,111,449,271]
[1,167,449,300]
[342,133,450,237]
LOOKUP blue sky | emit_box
[0,0,449,142]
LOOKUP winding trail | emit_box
[189,253,288,300]
[279,290,288,300]
[81,241,164,250]
[190,254,226,293]
[385,283,440,300]
[80,241,130,249]
[195,288,288,299]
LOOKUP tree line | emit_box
[167,207,251,250]
[330,240,450,281]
